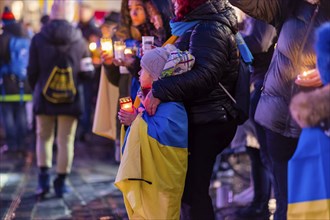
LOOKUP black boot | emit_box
[236,201,270,219]
[36,172,50,198]
[53,174,68,198]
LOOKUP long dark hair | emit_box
[116,0,173,41]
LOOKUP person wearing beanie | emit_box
[0,6,32,157]
[288,22,330,219]
[27,0,94,199]
[115,45,194,219]
[118,44,195,126]
[1,6,15,26]
[50,0,75,22]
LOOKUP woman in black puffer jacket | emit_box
[144,0,239,219]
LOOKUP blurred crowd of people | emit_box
[0,0,329,219]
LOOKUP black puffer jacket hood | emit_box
[185,0,238,34]
[41,20,82,45]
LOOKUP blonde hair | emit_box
[50,0,75,22]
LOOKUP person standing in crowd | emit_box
[233,14,277,218]
[100,12,120,42]
[27,0,94,198]
[77,3,102,142]
[143,0,239,219]
[228,0,330,219]
[288,22,330,219]
[0,6,32,157]
[101,0,173,162]
[116,44,194,219]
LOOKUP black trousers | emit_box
[264,129,298,220]
[181,120,237,220]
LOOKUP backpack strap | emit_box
[218,33,253,104]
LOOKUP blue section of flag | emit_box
[288,127,330,203]
[142,102,188,148]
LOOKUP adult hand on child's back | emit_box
[144,90,161,116]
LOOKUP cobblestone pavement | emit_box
[0,134,272,220]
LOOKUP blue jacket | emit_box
[0,22,32,102]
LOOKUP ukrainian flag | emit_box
[115,102,188,220]
[288,127,330,219]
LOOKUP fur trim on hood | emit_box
[290,84,330,128]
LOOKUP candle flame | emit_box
[122,103,132,109]
[101,42,113,51]
[124,48,133,55]
[89,42,97,51]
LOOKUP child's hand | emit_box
[118,108,138,126]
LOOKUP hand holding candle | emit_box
[295,68,323,87]
[118,97,137,125]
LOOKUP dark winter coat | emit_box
[27,20,93,117]
[242,17,276,83]
[229,0,330,138]
[152,0,240,125]
[0,22,32,101]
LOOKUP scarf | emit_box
[170,20,200,36]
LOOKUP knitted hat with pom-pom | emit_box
[1,6,15,26]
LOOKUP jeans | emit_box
[78,81,93,137]
[0,102,27,150]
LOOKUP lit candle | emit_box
[142,36,154,53]
[298,69,314,80]
[100,38,113,57]
[119,97,133,112]
[89,42,97,51]
[114,41,126,60]
[124,48,133,55]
